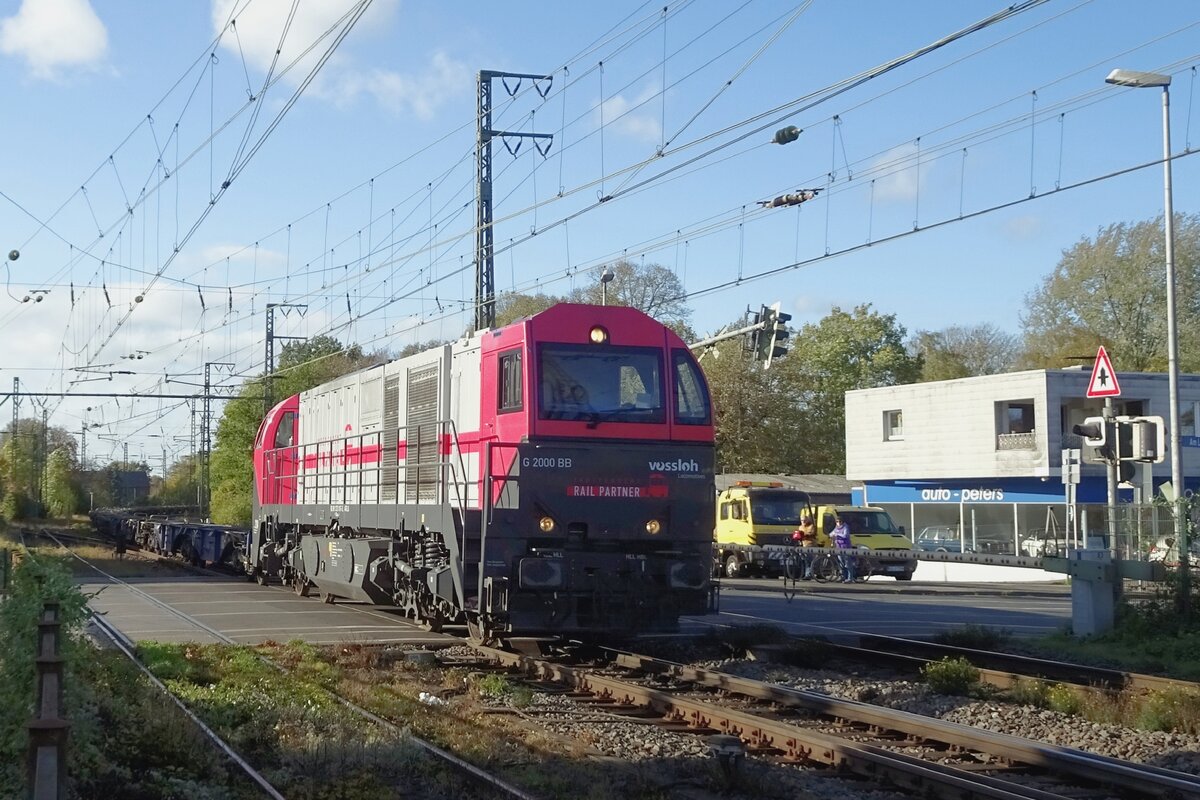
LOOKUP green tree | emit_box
[1021,214,1200,370]
[43,448,77,518]
[209,335,380,525]
[0,419,78,520]
[910,324,1020,382]
[151,454,201,506]
[699,338,799,472]
[775,304,922,474]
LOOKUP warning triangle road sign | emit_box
[1086,346,1121,398]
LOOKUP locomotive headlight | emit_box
[645,519,662,535]
[539,516,556,532]
[589,325,609,344]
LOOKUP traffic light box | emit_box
[1073,415,1166,464]
[1123,415,1166,463]
[754,302,792,367]
[1073,416,1113,459]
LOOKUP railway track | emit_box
[839,632,1199,694]
[467,643,1200,799]
[40,530,539,800]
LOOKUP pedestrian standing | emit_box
[792,514,818,579]
[831,517,856,583]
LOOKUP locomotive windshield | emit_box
[539,344,665,423]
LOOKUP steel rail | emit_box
[854,633,1195,694]
[622,652,1200,798]
[90,613,288,799]
[55,532,538,800]
[476,645,1200,799]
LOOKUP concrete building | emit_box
[845,367,1200,556]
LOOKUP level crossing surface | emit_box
[82,574,450,645]
[82,571,1075,646]
[682,579,1074,639]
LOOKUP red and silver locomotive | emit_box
[250,303,716,640]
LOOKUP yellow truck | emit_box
[811,504,917,581]
[714,482,916,580]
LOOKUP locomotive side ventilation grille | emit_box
[406,364,440,504]
[381,374,401,502]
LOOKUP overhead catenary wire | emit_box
[16,0,1190,450]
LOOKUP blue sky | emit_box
[1,0,1198,469]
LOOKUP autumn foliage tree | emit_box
[1021,214,1200,370]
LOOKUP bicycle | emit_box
[782,549,840,582]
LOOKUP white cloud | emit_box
[596,83,662,143]
[1002,214,1042,241]
[210,0,462,119]
[0,0,108,80]
[211,0,374,74]
[316,51,470,120]
[869,143,927,203]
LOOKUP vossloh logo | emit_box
[648,458,701,473]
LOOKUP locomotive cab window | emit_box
[538,344,664,423]
[498,349,523,413]
[672,349,711,425]
[273,411,295,449]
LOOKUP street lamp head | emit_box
[1105,68,1171,88]
[599,267,615,285]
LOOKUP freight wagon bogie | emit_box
[251,303,718,640]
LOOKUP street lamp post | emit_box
[1105,68,1186,606]
[600,267,615,306]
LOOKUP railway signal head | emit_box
[755,302,792,367]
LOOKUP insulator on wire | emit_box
[758,189,821,209]
[772,125,801,145]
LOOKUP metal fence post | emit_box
[27,601,68,800]
[0,548,10,597]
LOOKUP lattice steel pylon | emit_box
[263,303,307,417]
[202,362,234,519]
[475,69,553,331]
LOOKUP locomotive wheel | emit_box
[419,615,443,633]
[293,575,310,597]
[724,554,743,579]
[467,615,498,645]
[321,591,335,604]
[256,570,269,587]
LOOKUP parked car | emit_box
[915,525,974,553]
[1020,534,1068,557]
[1148,535,1200,565]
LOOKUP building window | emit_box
[996,399,1036,450]
[883,410,903,441]
[997,400,1035,434]
[498,349,523,413]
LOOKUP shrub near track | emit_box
[0,550,255,799]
